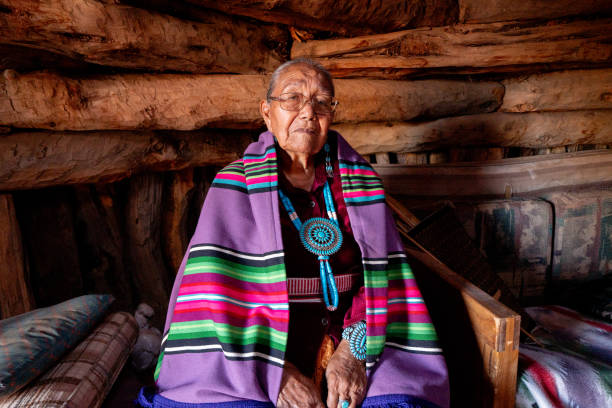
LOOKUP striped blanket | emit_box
[138,131,449,407]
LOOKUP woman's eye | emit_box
[284,94,300,101]
[316,98,330,106]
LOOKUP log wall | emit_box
[0,0,611,328]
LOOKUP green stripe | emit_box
[387,322,438,341]
[154,350,164,380]
[185,257,286,283]
[387,265,414,280]
[366,335,385,355]
[364,269,388,288]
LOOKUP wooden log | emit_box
[291,19,612,78]
[334,79,503,123]
[13,187,84,307]
[333,110,612,155]
[0,71,268,130]
[187,0,457,36]
[376,150,612,198]
[0,194,33,318]
[501,69,612,112]
[375,153,391,164]
[0,0,285,74]
[73,185,134,311]
[162,169,196,275]
[0,70,503,129]
[0,129,251,191]
[0,44,101,74]
[125,173,169,329]
[429,151,448,164]
[449,148,505,163]
[458,0,612,24]
[398,152,428,165]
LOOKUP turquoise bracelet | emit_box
[342,321,366,361]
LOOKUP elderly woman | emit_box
[139,59,449,408]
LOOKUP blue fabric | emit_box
[361,394,442,408]
[137,387,275,408]
[0,294,114,396]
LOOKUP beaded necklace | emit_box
[278,145,342,311]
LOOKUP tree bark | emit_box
[458,0,612,24]
[125,173,170,329]
[0,70,503,129]
[0,129,251,191]
[501,69,612,112]
[0,194,33,318]
[13,187,84,308]
[187,0,457,36]
[73,184,134,312]
[0,0,286,74]
[333,110,612,154]
[292,19,612,78]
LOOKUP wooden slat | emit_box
[0,0,285,73]
[0,130,251,191]
[376,150,612,197]
[334,110,612,155]
[0,194,33,318]
[292,19,612,78]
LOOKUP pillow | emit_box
[0,294,114,397]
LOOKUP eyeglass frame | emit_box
[268,92,339,115]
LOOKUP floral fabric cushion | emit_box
[0,294,114,396]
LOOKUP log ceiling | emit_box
[0,0,610,321]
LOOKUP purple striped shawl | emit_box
[143,131,449,408]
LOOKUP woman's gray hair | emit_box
[266,58,335,102]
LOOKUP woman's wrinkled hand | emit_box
[325,339,367,408]
[277,361,325,408]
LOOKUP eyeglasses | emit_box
[269,93,339,115]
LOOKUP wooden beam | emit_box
[334,110,612,155]
[0,194,33,318]
[333,79,503,123]
[0,71,503,130]
[292,19,612,78]
[501,69,612,112]
[0,0,286,74]
[458,0,612,23]
[375,150,612,198]
[0,129,252,191]
[125,173,169,329]
[186,0,457,36]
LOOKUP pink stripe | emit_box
[246,175,278,185]
[340,168,378,176]
[215,173,245,182]
[243,153,276,164]
[175,299,289,319]
[343,189,385,198]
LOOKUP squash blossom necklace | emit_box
[278,143,342,311]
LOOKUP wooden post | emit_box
[0,194,33,318]
[125,173,170,329]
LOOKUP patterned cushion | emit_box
[0,295,114,397]
[0,311,138,408]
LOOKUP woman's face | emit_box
[260,64,333,158]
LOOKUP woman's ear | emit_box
[260,100,272,131]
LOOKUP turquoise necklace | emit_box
[278,150,343,311]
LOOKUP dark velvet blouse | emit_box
[277,138,366,378]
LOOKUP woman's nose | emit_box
[299,98,316,119]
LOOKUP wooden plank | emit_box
[458,0,612,23]
[334,110,612,155]
[292,19,612,78]
[0,194,33,318]
[126,173,170,329]
[0,129,252,191]
[0,71,503,130]
[0,0,285,74]
[187,0,457,36]
[501,68,612,112]
[376,150,612,197]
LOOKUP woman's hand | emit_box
[277,361,325,408]
[325,339,367,408]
